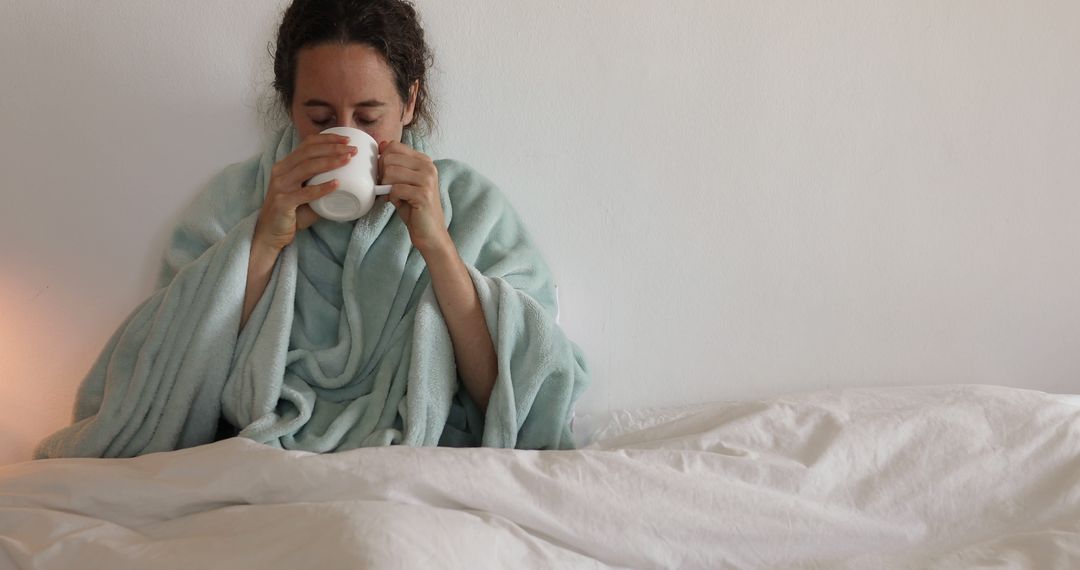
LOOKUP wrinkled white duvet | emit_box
[1,384,1078,569]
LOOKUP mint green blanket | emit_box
[33,124,590,459]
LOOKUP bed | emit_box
[1,383,1078,569]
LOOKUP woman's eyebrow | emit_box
[302,98,385,108]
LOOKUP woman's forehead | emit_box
[295,43,397,102]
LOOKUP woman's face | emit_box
[289,42,417,145]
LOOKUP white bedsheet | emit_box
[1,383,1078,569]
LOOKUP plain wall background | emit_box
[2,0,1078,466]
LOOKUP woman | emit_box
[33,0,589,459]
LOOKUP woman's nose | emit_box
[333,118,360,130]
[332,119,372,138]
[332,119,362,130]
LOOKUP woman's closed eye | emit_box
[313,117,376,127]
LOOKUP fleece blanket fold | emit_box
[33,124,590,459]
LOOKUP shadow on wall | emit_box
[135,106,291,297]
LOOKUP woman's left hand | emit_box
[378,140,451,255]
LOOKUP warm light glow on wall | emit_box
[0,274,83,465]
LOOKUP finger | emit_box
[295,134,352,165]
[380,152,427,173]
[292,178,340,207]
[271,143,350,195]
[285,152,355,190]
[389,194,414,213]
[377,141,388,182]
[272,134,353,185]
[295,203,321,231]
[379,140,420,160]
[386,184,426,209]
[377,140,417,178]
[381,164,427,187]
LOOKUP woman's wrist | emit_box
[240,239,281,333]
[416,230,455,262]
[250,238,282,260]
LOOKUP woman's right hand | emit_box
[253,132,358,252]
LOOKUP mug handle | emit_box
[374,184,393,196]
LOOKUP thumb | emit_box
[296,203,321,230]
[377,140,389,182]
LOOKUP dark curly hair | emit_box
[268,0,436,138]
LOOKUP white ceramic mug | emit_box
[306,126,392,222]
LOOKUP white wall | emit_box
[2,0,1078,466]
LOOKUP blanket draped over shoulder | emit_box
[33,124,590,459]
